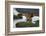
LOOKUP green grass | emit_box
[16,20,39,27]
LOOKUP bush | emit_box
[13,15,22,20]
[34,20,39,27]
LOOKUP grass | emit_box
[16,20,39,27]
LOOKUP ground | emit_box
[16,20,39,27]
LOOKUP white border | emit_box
[10,5,42,32]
